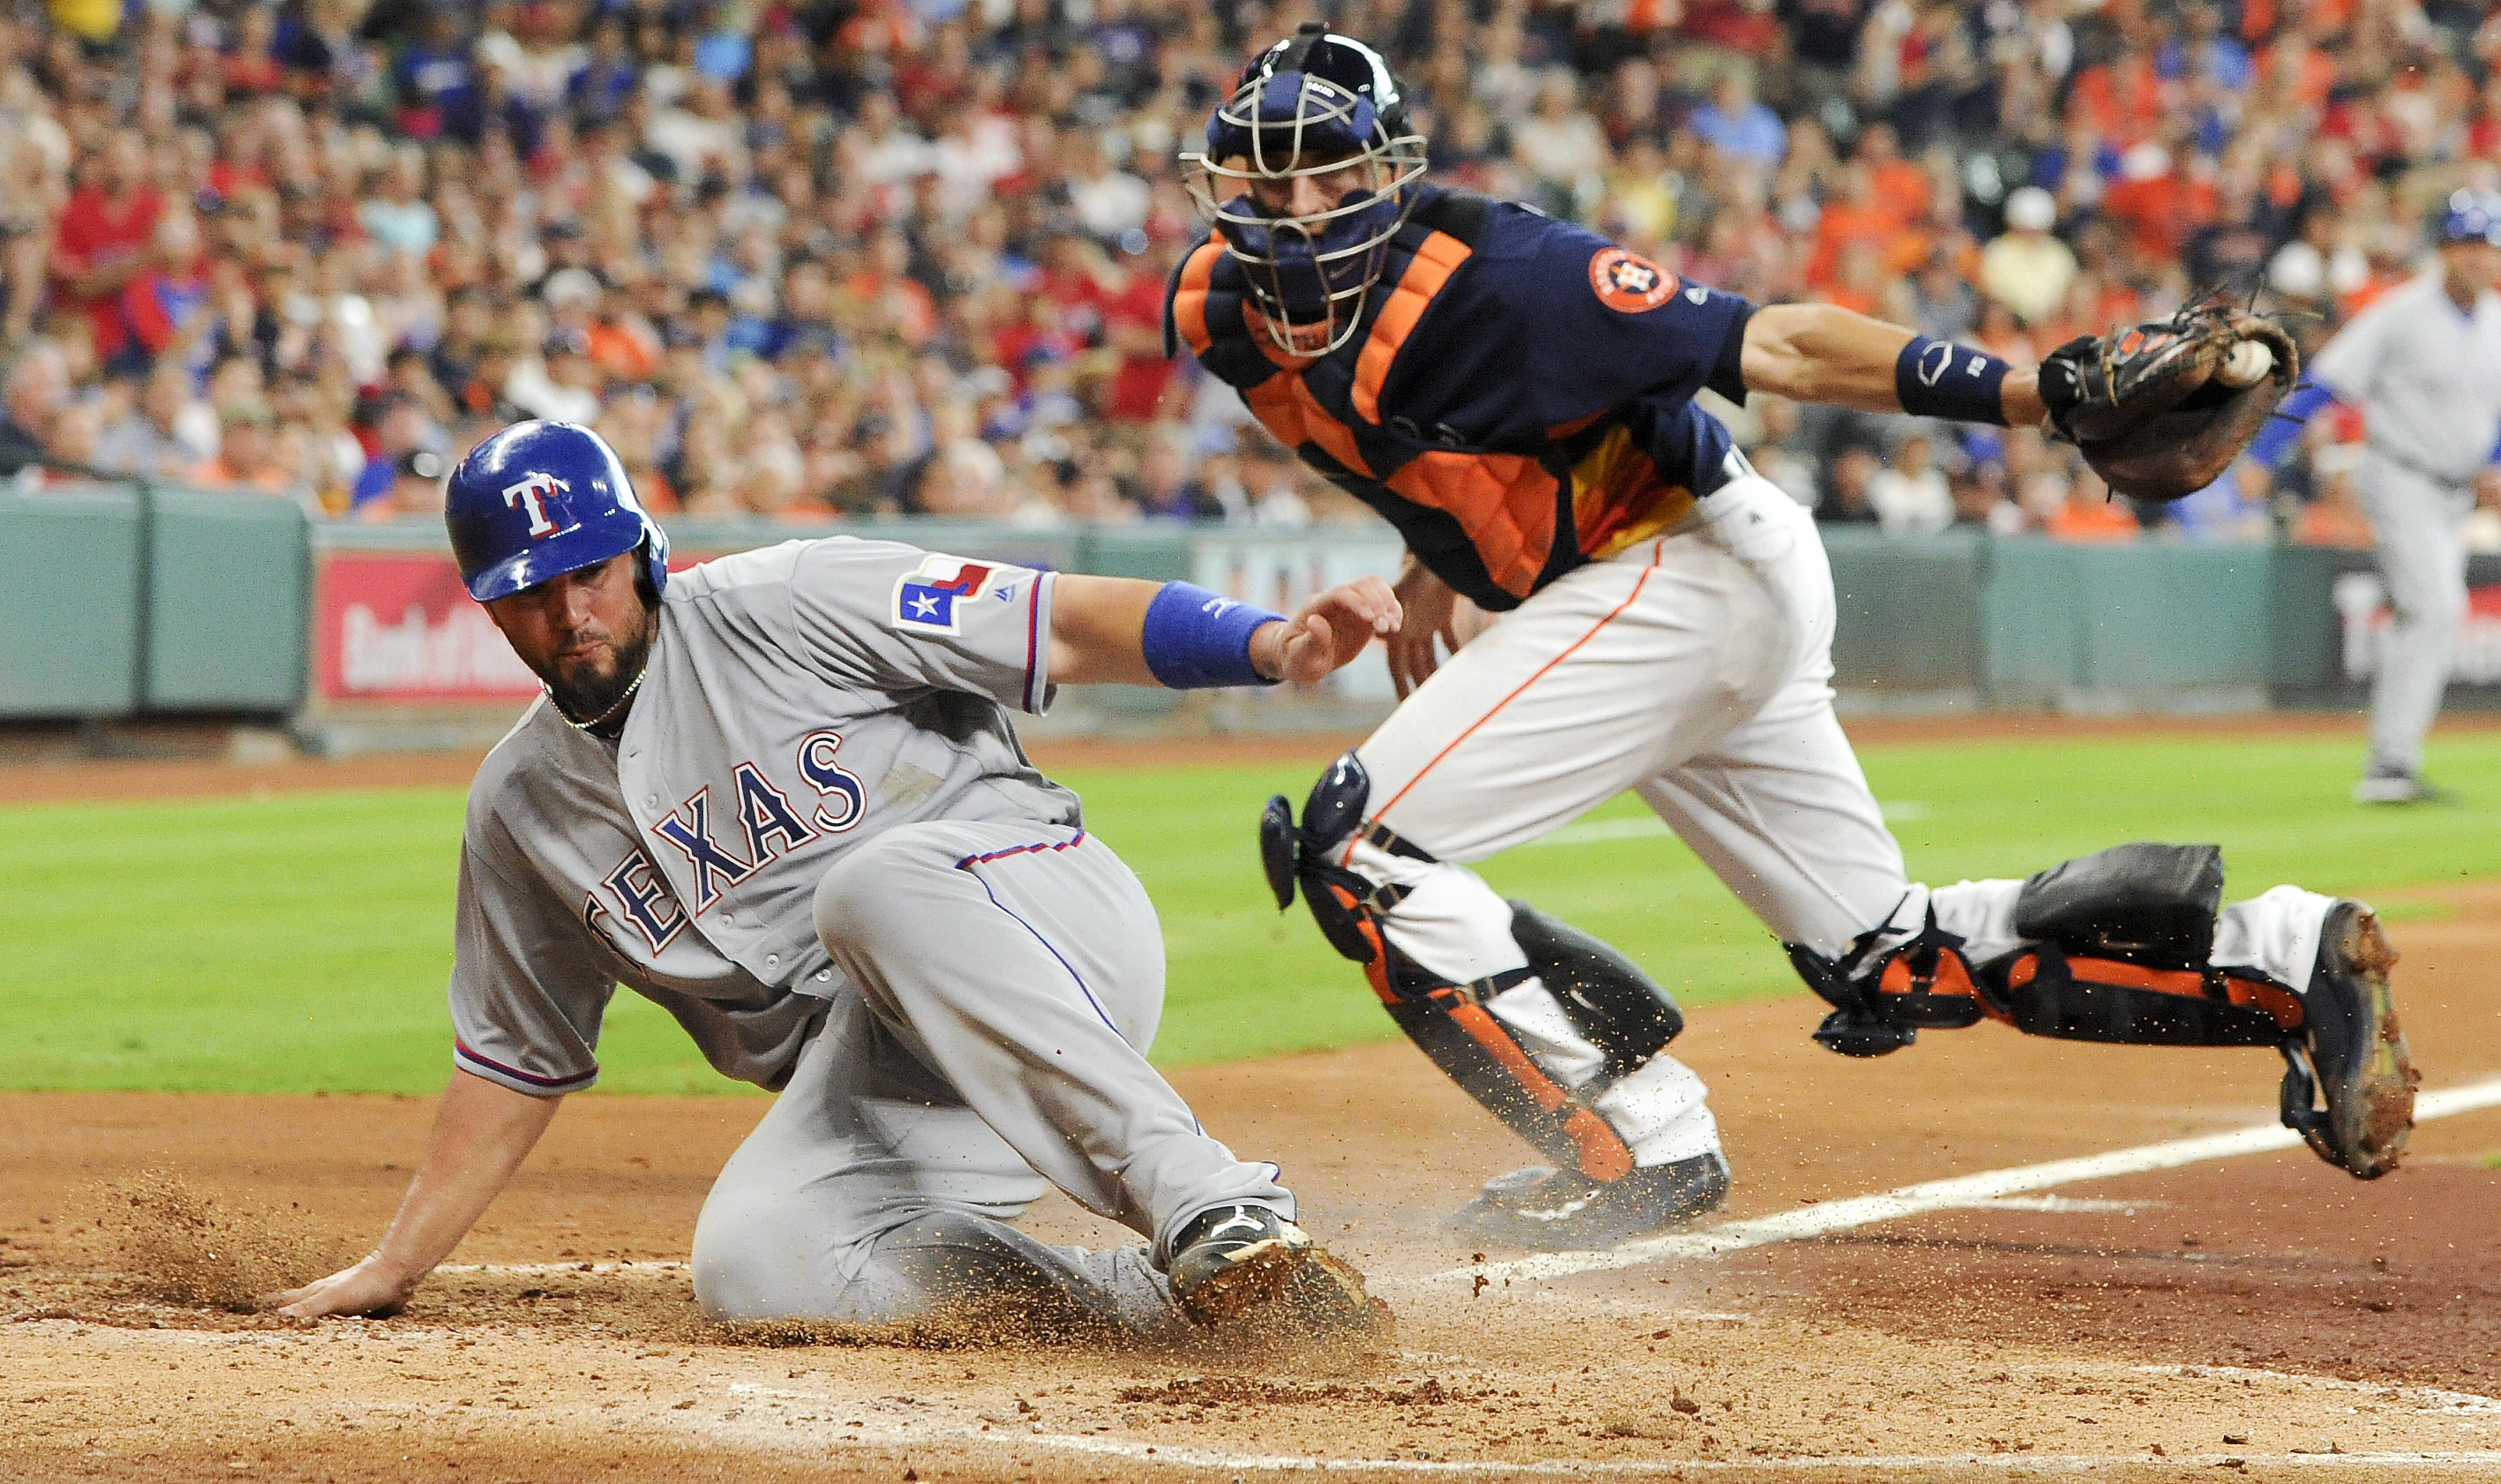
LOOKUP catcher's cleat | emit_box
[2279,901,2419,1178]
[1167,1203,1382,1335]
[1453,1150,1731,1251]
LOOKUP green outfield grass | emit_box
[4,731,2497,1096]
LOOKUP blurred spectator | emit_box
[1747,398,1820,509]
[2170,461,2276,543]
[1689,71,1786,168]
[2046,473,2142,543]
[0,341,70,474]
[361,448,449,521]
[1979,188,2079,328]
[1866,431,1953,536]
[1133,424,1224,520]
[50,130,161,363]
[95,359,214,479]
[1820,446,1885,526]
[190,401,295,495]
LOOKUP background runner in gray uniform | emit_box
[272,421,1397,1338]
[2252,190,2501,803]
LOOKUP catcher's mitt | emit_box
[2038,300,2299,503]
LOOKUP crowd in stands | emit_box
[2,0,2497,546]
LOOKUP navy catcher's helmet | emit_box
[1182,23,1427,357]
[445,421,671,603]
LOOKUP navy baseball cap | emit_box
[2440,189,2501,246]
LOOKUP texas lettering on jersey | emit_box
[587,732,873,949]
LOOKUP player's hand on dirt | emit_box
[264,1254,419,1319]
[1386,555,1460,700]
[1257,576,1401,686]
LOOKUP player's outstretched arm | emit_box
[1739,302,2050,428]
[1048,573,1400,688]
[265,1069,563,1318]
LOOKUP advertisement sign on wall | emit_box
[312,551,540,702]
[2332,569,2501,688]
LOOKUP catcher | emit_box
[1178,26,2409,1251]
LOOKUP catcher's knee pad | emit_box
[2013,843,2227,966]
[1258,754,1637,1180]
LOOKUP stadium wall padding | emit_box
[0,483,307,719]
[0,497,2452,722]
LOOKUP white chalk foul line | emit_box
[1407,1075,2501,1292]
[1003,1442,2501,1475]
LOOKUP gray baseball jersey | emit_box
[447,536,1071,1096]
[445,534,1296,1331]
[2306,272,2501,483]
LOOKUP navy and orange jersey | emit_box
[1165,185,1756,611]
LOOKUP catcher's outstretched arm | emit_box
[1739,303,2050,427]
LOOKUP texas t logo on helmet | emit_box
[499,472,575,539]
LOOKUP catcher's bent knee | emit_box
[1258,753,1687,1179]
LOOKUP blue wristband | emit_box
[1139,582,1284,689]
[1896,336,2012,425]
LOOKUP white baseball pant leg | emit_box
[2359,457,2472,777]
[1349,476,2347,1167]
[1350,474,1866,1167]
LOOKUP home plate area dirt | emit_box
[8,891,2501,1482]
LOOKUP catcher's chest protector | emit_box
[1169,189,1728,611]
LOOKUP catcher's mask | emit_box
[1181,22,1427,358]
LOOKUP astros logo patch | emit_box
[891,554,996,635]
[1588,247,1678,312]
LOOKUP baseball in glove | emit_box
[2037,298,2300,503]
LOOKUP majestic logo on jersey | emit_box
[500,472,575,538]
[891,555,996,636]
[1588,248,1678,313]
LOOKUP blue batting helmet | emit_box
[444,421,670,603]
[2440,188,2501,247]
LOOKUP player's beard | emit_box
[544,606,657,731]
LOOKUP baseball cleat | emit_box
[2280,901,2419,1179]
[1453,1150,1731,1250]
[2352,767,2456,806]
[1166,1203,1383,1335]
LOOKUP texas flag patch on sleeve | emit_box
[890,554,999,635]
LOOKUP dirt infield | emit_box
[7,881,2501,1481]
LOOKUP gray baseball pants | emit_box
[687,820,1291,1332]
[2360,455,2472,776]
